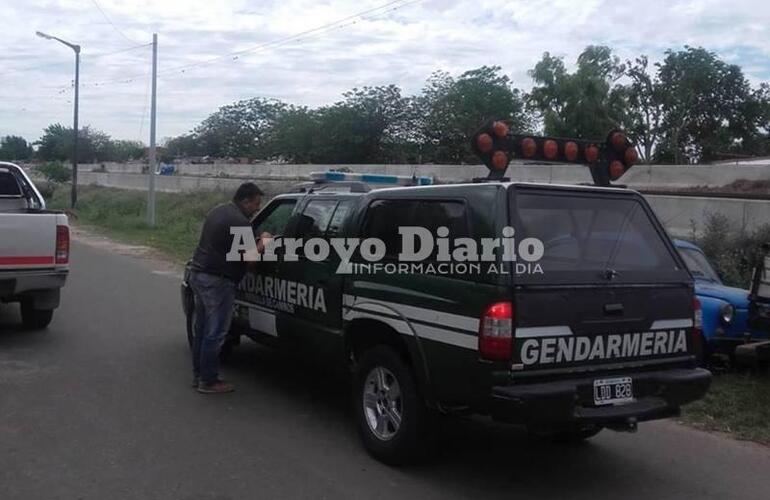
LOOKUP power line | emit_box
[8,42,151,76]
[65,0,423,90]
[159,0,417,76]
[89,0,141,45]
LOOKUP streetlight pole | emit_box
[36,31,80,209]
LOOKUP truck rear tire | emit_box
[20,301,54,330]
[353,345,435,465]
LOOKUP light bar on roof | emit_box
[310,171,433,186]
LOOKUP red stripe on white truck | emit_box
[0,256,55,266]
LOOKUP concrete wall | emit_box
[73,170,770,238]
[645,194,770,237]
[77,161,770,189]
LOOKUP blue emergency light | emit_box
[310,171,433,186]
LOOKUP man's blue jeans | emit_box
[189,271,236,384]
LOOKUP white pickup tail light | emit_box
[55,225,69,265]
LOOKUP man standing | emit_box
[189,182,264,394]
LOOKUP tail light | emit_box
[56,225,70,264]
[693,297,703,333]
[693,297,703,358]
[479,302,513,361]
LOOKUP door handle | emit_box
[604,303,624,315]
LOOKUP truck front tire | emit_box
[20,300,54,330]
[353,345,435,465]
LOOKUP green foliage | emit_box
[26,46,767,166]
[35,124,146,163]
[48,186,232,262]
[165,67,529,165]
[528,46,626,140]
[695,212,770,288]
[682,372,770,445]
[655,46,757,164]
[192,97,287,158]
[0,135,33,161]
[529,45,770,164]
[36,161,72,184]
[36,123,73,161]
[417,66,530,163]
[623,56,664,163]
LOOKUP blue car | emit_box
[674,239,769,357]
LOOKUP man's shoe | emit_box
[197,380,235,394]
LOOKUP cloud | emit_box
[2,0,769,142]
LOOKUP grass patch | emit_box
[681,372,770,444]
[48,185,231,262]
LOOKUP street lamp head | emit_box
[36,31,54,40]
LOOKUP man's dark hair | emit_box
[233,182,264,202]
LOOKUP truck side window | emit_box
[296,200,338,238]
[253,200,297,236]
[326,200,353,238]
[363,199,469,258]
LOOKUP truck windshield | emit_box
[678,247,721,283]
[511,189,686,284]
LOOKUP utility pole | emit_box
[73,47,79,209]
[147,33,158,227]
[36,31,80,208]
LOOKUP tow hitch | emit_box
[608,417,638,433]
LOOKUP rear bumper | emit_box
[491,368,711,425]
[0,269,68,298]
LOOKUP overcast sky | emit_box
[2,0,769,144]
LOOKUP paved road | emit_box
[2,240,770,500]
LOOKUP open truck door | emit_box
[748,243,770,333]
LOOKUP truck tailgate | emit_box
[514,284,695,370]
[0,213,58,269]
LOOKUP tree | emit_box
[418,66,530,163]
[35,124,145,163]
[265,106,317,163]
[307,85,413,164]
[192,98,287,158]
[528,46,626,140]
[36,123,73,161]
[109,140,145,162]
[623,56,664,163]
[164,134,201,158]
[0,135,33,161]
[655,46,754,163]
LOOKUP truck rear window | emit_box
[0,171,22,196]
[512,189,685,284]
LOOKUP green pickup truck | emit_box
[181,127,711,464]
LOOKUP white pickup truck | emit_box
[0,162,69,329]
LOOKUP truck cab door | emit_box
[280,198,354,363]
[236,198,298,341]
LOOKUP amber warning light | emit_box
[471,120,638,186]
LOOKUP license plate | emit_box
[593,377,634,406]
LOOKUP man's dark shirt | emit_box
[191,202,251,283]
